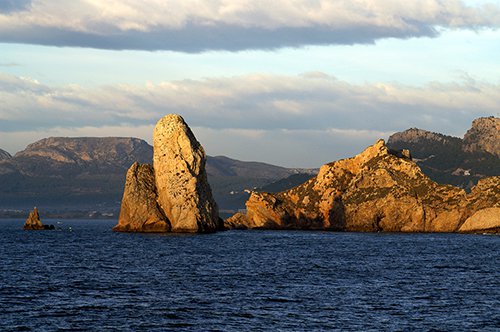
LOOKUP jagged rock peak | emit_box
[23,207,53,230]
[153,114,221,233]
[463,116,500,157]
[0,148,12,160]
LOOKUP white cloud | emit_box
[0,0,499,51]
[0,72,497,166]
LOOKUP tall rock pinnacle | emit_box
[114,114,221,233]
[153,114,220,232]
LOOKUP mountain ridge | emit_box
[0,137,315,214]
[387,116,499,188]
[0,116,497,216]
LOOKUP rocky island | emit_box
[23,207,54,230]
[113,114,223,233]
[226,140,499,233]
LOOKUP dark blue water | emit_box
[0,219,498,331]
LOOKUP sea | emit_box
[0,219,498,331]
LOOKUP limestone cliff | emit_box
[23,207,54,230]
[463,116,500,157]
[114,114,222,233]
[226,140,499,233]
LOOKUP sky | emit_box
[1,0,499,167]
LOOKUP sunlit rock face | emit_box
[115,114,222,233]
[113,162,170,233]
[153,114,220,233]
[459,207,500,233]
[226,140,499,233]
[463,116,500,157]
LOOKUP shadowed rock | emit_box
[0,148,11,161]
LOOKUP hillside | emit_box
[0,138,153,213]
[387,117,499,189]
[206,155,316,212]
[0,137,315,215]
[2,116,496,217]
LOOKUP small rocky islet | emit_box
[23,207,55,230]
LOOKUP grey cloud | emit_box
[0,23,439,52]
[1,73,497,166]
[1,1,499,51]
[0,73,495,135]
[0,0,31,13]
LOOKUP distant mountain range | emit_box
[0,137,315,216]
[1,116,497,217]
[387,116,499,189]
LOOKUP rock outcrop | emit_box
[112,163,170,232]
[459,208,500,233]
[226,140,499,232]
[114,114,222,233]
[23,207,54,230]
[463,116,500,157]
[153,114,220,232]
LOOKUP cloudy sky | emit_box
[1,0,499,167]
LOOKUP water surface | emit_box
[1,219,498,331]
